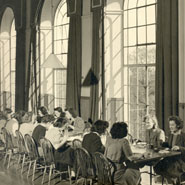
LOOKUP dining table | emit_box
[131,144,181,185]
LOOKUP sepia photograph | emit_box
[0,0,184,184]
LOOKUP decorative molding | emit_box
[67,0,77,16]
[91,0,102,9]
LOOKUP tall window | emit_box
[0,9,16,111]
[123,0,157,140]
[54,1,69,108]
[39,0,69,112]
[10,20,16,111]
[104,0,157,140]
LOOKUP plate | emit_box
[158,150,170,154]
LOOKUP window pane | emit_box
[129,67,137,85]
[137,0,146,7]
[147,25,156,43]
[138,46,146,64]
[128,28,136,46]
[147,6,156,24]
[124,30,128,47]
[146,0,156,5]
[138,27,146,44]
[128,47,136,64]
[128,0,137,9]
[138,7,146,26]
[128,9,136,27]
[147,45,155,64]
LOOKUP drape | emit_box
[90,9,102,122]
[28,26,39,114]
[155,0,178,133]
[66,0,82,116]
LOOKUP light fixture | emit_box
[41,0,65,69]
[42,53,65,69]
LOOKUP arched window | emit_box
[54,1,69,108]
[0,8,16,111]
[104,0,157,140]
[39,0,69,112]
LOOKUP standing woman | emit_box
[105,122,142,185]
[154,116,185,184]
[144,114,165,149]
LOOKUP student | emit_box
[105,122,142,185]
[154,116,185,184]
[143,114,165,149]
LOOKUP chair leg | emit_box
[17,154,21,170]
[42,166,47,185]
[32,160,37,181]
[27,161,32,178]
[7,152,12,169]
[4,153,8,166]
[21,154,25,174]
[75,167,80,184]
[68,166,72,185]
[48,164,53,185]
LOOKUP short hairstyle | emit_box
[168,115,183,130]
[54,107,63,113]
[14,110,26,124]
[38,106,48,116]
[54,107,65,117]
[110,122,128,139]
[143,114,159,129]
[42,114,55,123]
[91,120,107,135]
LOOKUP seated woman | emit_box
[143,114,165,149]
[105,122,142,185]
[45,119,74,169]
[67,108,85,136]
[5,109,19,137]
[36,106,48,123]
[82,120,107,155]
[19,111,35,136]
[32,114,54,147]
[154,116,185,184]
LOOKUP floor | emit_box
[0,153,169,185]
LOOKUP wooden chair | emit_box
[93,152,113,185]
[74,147,95,185]
[1,127,16,169]
[40,138,72,185]
[24,134,44,181]
[15,130,29,174]
[72,139,82,149]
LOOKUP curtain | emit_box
[155,0,178,133]
[90,9,102,122]
[28,26,40,114]
[66,0,82,116]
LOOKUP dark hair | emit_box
[54,107,65,117]
[14,110,26,124]
[110,122,128,139]
[38,106,48,116]
[42,114,55,123]
[4,108,12,114]
[168,116,183,130]
[68,108,77,118]
[53,118,67,128]
[91,120,107,135]
[54,107,63,113]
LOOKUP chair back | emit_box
[40,138,55,165]
[15,130,26,154]
[75,147,94,178]
[24,134,39,160]
[1,127,14,150]
[93,152,113,185]
[72,139,82,149]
